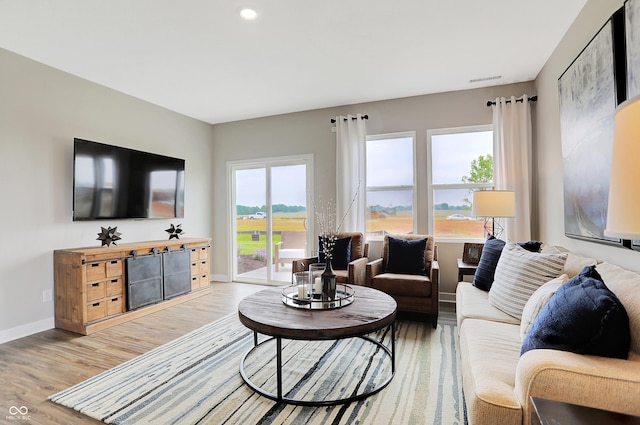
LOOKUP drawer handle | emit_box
[111,298,119,302]
[110,260,118,264]
[92,302,100,307]
[192,277,197,281]
[111,279,118,283]
[91,263,99,268]
[91,283,100,287]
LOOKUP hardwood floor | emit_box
[0,282,456,425]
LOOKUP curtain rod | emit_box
[330,114,369,123]
[486,95,538,107]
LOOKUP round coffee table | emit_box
[238,285,397,406]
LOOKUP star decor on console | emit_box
[97,226,122,247]
[165,223,185,240]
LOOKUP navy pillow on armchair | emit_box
[521,265,630,359]
[385,236,427,275]
[318,236,352,270]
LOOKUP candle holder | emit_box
[282,282,354,310]
[309,263,325,299]
[292,272,311,304]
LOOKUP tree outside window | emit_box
[428,126,494,240]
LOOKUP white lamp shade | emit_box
[605,95,640,239]
[472,190,516,218]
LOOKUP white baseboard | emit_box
[440,291,456,304]
[210,273,230,283]
[0,317,55,344]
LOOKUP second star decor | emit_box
[558,12,623,245]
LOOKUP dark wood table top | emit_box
[531,397,640,425]
[238,286,397,340]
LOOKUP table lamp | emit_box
[605,95,640,247]
[472,189,516,238]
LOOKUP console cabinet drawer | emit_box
[86,262,106,281]
[107,297,124,316]
[87,301,106,322]
[106,278,124,297]
[199,274,209,288]
[86,281,105,302]
[106,259,123,277]
[199,261,209,274]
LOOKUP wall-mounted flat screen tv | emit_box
[73,138,185,221]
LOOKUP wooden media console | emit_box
[54,237,212,335]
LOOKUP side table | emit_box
[457,259,478,282]
[531,397,640,425]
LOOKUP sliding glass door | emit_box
[230,155,312,285]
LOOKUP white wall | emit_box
[535,0,640,272]
[0,48,214,343]
[211,81,536,299]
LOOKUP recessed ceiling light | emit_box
[239,7,258,20]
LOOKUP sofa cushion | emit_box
[488,242,567,320]
[385,236,427,275]
[319,236,351,270]
[520,274,568,340]
[521,266,631,359]
[459,318,523,425]
[371,273,432,298]
[456,281,520,328]
[472,235,543,291]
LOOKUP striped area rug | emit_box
[49,314,466,425]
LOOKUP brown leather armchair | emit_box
[292,232,369,286]
[366,234,439,328]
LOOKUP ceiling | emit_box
[0,1,587,125]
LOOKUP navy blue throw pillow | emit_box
[521,266,630,359]
[471,235,542,291]
[385,237,427,275]
[318,236,352,270]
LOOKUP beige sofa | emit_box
[456,247,640,425]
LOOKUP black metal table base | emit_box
[239,323,395,406]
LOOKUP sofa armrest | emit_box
[348,257,368,286]
[366,258,384,286]
[515,350,640,425]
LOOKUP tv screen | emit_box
[73,138,185,221]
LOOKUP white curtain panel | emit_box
[492,95,533,241]
[335,113,367,233]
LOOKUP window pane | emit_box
[432,131,493,184]
[366,137,413,187]
[366,189,413,237]
[433,188,485,239]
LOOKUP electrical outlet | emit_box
[42,289,53,303]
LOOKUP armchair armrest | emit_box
[291,257,318,274]
[430,259,440,285]
[515,350,640,425]
[348,257,368,286]
[366,258,384,287]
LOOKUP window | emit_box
[427,126,493,240]
[365,132,416,238]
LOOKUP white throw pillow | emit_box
[489,241,568,320]
[541,245,598,278]
[520,274,568,340]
